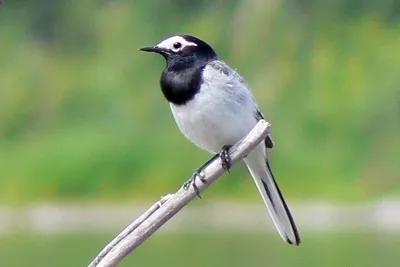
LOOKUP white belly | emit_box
[169,82,258,153]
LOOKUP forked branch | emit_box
[88,120,271,267]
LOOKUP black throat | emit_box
[159,43,217,105]
[160,60,206,105]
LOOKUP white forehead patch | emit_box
[156,36,197,52]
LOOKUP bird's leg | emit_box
[183,153,220,198]
[220,145,232,172]
[193,154,220,181]
[183,145,232,197]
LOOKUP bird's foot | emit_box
[182,145,231,198]
[183,169,206,198]
[220,145,232,172]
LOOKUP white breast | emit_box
[169,61,259,153]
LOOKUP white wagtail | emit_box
[140,34,300,245]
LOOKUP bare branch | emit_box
[88,119,271,267]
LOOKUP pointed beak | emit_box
[139,46,165,53]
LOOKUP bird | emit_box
[140,34,300,245]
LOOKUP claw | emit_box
[193,168,206,182]
[183,169,206,198]
[220,145,232,172]
[182,145,232,198]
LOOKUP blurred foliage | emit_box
[0,0,399,203]
[1,231,400,267]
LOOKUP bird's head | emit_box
[140,35,217,68]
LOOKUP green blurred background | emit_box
[0,0,399,266]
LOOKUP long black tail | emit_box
[244,145,300,245]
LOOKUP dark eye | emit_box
[173,42,182,49]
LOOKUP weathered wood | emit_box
[88,120,270,267]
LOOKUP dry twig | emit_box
[88,119,270,267]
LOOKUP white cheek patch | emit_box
[156,36,198,50]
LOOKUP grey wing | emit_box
[207,60,232,76]
[208,60,275,148]
[255,109,275,148]
[207,60,248,86]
